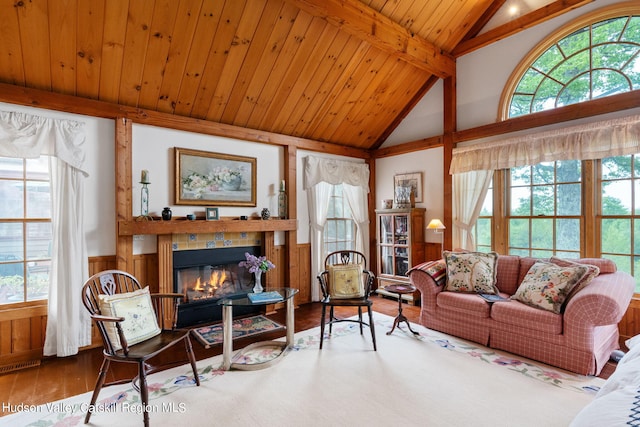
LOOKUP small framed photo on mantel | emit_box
[205,207,219,221]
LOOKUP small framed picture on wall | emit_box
[205,207,219,221]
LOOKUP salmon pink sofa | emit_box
[408,254,634,375]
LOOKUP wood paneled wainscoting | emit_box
[0,244,311,369]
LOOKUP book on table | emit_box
[248,291,284,304]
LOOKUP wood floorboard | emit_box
[0,295,617,417]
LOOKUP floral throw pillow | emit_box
[443,251,499,294]
[512,261,589,314]
[98,286,161,351]
[549,256,600,310]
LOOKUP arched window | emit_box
[500,5,640,119]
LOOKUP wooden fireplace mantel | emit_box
[118,218,297,236]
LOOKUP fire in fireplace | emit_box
[173,246,261,328]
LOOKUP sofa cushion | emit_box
[494,255,521,295]
[573,257,616,274]
[491,299,563,334]
[443,251,499,294]
[512,261,589,314]
[437,292,491,318]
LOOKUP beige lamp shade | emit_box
[427,219,445,231]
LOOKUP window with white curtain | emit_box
[0,156,52,305]
[323,184,356,255]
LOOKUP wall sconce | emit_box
[427,218,446,257]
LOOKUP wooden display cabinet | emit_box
[375,208,425,305]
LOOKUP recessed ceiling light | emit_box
[509,5,519,16]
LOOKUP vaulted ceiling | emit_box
[0,0,589,150]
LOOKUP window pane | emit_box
[26,181,51,218]
[533,185,553,216]
[509,218,529,248]
[511,166,530,186]
[0,157,23,179]
[0,181,24,218]
[557,160,581,182]
[532,162,554,184]
[26,223,52,260]
[480,189,492,216]
[532,249,554,258]
[557,183,581,215]
[601,218,631,253]
[556,219,580,251]
[602,180,631,215]
[510,187,530,216]
[602,156,631,180]
[531,218,553,249]
[476,218,492,247]
[25,157,49,180]
[27,260,49,301]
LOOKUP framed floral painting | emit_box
[175,148,256,206]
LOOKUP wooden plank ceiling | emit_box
[0,0,583,150]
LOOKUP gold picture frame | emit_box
[175,148,256,207]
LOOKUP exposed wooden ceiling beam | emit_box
[460,0,507,43]
[453,0,594,57]
[285,0,455,78]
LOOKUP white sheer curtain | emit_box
[303,155,370,301]
[306,181,332,301]
[342,183,369,257]
[452,170,492,250]
[0,110,90,357]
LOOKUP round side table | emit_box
[383,283,419,336]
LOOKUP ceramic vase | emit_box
[253,270,264,293]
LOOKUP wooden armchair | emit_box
[317,250,377,351]
[81,270,200,427]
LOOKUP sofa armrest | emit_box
[564,271,634,348]
[408,268,444,312]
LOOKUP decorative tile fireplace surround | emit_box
[117,218,297,328]
[172,234,262,328]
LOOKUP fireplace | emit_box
[173,246,261,328]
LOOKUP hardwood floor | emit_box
[0,294,616,417]
[0,295,416,414]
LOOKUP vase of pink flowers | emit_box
[239,252,275,293]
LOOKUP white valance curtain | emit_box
[450,114,640,174]
[449,114,640,251]
[303,156,370,301]
[0,110,91,357]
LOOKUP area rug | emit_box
[0,313,604,427]
[191,315,284,349]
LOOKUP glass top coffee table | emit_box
[218,288,298,370]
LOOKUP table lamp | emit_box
[427,218,446,257]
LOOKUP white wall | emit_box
[376,147,443,243]
[131,124,287,252]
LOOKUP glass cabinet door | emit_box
[380,215,392,244]
[380,245,394,275]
